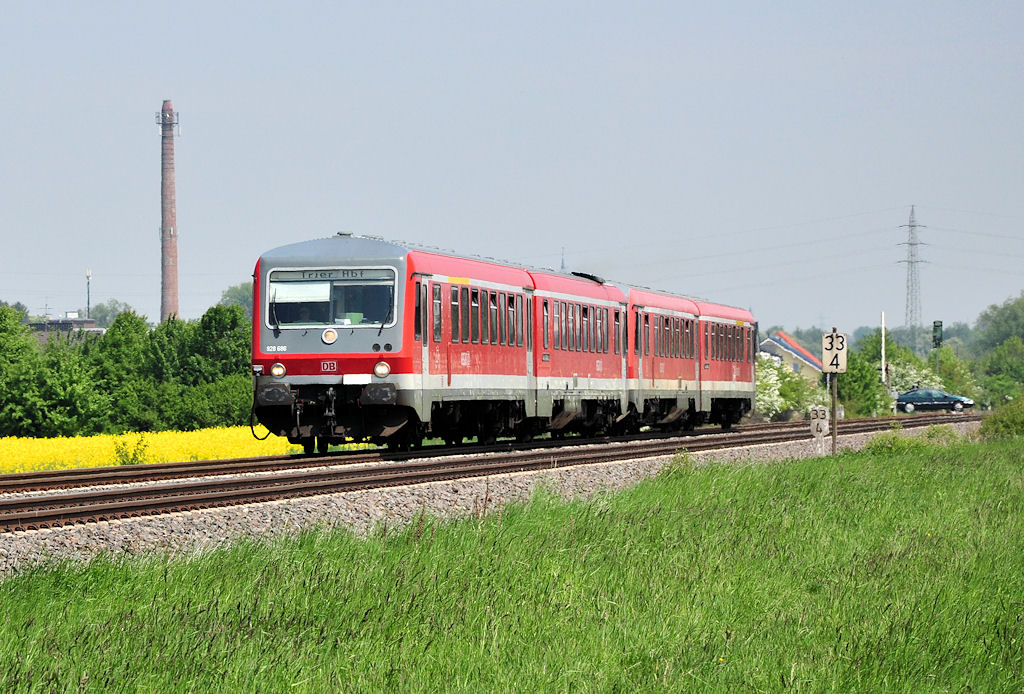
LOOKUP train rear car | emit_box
[694,301,757,428]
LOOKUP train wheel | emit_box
[302,438,315,455]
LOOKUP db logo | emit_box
[321,361,338,372]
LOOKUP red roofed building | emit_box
[760,331,823,383]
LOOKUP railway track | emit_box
[0,413,979,533]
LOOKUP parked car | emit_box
[896,387,974,413]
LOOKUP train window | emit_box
[460,287,470,343]
[543,299,550,350]
[470,289,480,344]
[634,311,640,355]
[515,294,524,347]
[432,284,442,343]
[481,290,490,345]
[414,281,422,341]
[601,308,608,354]
[526,297,532,350]
[557,300,565,350]
[507,294,517,347]
[665,317,671,357]
[450,286,459,343]
[652,315,659,356]
[576,304,583,352]
[489,293,499,344]
[613,310,620,354]
[643,314,650,356]
[567,304,575,351]
[496,292,505,345]
[581,306,590,352]
[552,300,560,350]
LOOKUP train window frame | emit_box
[481,290,490,345]
[613,310,621,355]
[567,304,575,351]
[460,286,470,343]
[581,306,590,352]
[489,293,499,345]
[578,304,583,353]
[497,292,507,345]
[508,294,518,347]
[553,300,560,350]
[543,299,550,350]
[470,288,480,344]
[526,296,532,350]
[515,294,524,348]
[634,310,641,355]
[432,283,442,343]
[414,281,422,342]
[450,286,459,343]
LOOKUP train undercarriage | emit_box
[254,382,751,454]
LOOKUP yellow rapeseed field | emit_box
[0,427,312,475]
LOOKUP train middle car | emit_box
[251,234,756,452]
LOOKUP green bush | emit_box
[980,397,1024,440]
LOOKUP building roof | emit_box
[762,331,823,371]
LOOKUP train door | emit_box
[618,304,628,414]
[525,293,536,416]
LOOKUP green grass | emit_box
[2,433,1022,692]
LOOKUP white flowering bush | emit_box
[756,354,786,419]
[889,359,943,394]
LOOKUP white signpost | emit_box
[821,329,848,374]
[810,405,829,457]
[821,328,847,455]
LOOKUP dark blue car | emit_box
[896,387,974,413]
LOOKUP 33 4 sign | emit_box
[821,329,848,374]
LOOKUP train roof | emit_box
[693,301,756,324]
[625,287,700,315]
[407,249,533,286]
[257,234,754,322]
[258,234,409,267]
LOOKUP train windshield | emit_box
[267,268,396,328]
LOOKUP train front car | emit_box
[252,234,417,453]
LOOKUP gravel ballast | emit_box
[0,421,980,579]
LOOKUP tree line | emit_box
[760,290,1024,418]
[3,287,1023,437]
[0,304,251,437]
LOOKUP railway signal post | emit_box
[821,327,848,455]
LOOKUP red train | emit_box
[251,234,756,452]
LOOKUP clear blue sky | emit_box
[2,2,1022,332]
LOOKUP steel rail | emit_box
[0,413,971,494]
[0,413,979,533]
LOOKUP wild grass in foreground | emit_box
[1,434,1021,692]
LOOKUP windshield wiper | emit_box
[378,290,394,336]
[270,300,281,337]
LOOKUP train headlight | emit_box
[373,361,391,378]
[322,328,338,345]
[270,362,287,378]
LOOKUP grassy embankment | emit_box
[1,426,1021,691]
